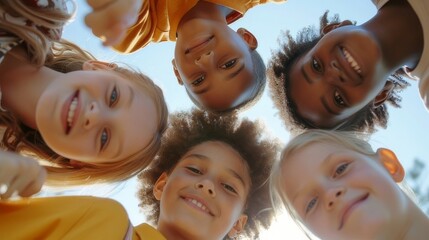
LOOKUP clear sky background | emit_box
[54,0,429,239]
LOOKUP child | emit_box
[268,0,425,133]
[0,0,169,192]
[269,129,429,240]
[0,109,279,240]
[85,0,285,113]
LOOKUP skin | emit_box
[153,141,250,240]
[288,0,423,128]
[172,1,258,111]
[0,50,158,165]
[280,142,410,240]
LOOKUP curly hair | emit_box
[187,48,266,115]
[137,109,279,239]
[267,11,410,134]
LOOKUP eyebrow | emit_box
[321,96,339,115]
[300,65,313,84]
[184,153,247,188]
[227,63,245,80]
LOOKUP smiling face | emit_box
[289,25,390,128]
[154,141,250,240]
[35,65,158,164]
[173,20,257,111]
[280,142,408,240]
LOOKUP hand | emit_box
[0,151,46,200]
[84,0,143,46]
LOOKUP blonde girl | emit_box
[0,0,168,198]
[270,130,429,240]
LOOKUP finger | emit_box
[19,167,46,198]
[1,176,18,200]
[84,12,107,38]
[102,24,127,46]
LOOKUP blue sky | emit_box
[57,0,429,238]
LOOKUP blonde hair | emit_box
[0,41,168,186]
[0,0,75,66]
[269,130,415,239]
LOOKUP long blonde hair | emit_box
[0,0,75,66]
[1,39,168,186]
[0,1,169,185]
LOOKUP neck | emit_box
[362,0,423,70]
[178,1,227,28]
[398,202,429,240]
[0,46,60,129]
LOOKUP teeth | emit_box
[343,48,362,74]
[67,97,78,127]
[187,198,208,212]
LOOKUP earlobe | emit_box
[376,148,405,182]
[82,60,118,71]
[171,59,183,85]
[321,20,353,35]
[153,172,169,200]
[227,214,248,238]
[373,81,394,107]
[237,28,258,50]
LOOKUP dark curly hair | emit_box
[137,108,279,239]
[267,11,410,134]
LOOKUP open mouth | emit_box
[341,47,362,76]
[182,196,214,216]
[63,90,80,135]
[185,35,214,54]
[339,193,369,230]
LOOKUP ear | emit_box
[153,172,169,200]
[321,20,353,35]
[227,214,248,238]
[237,28,258,50]
[171,59,183,85]
[82,60,118,71]
[376,148,405,182]
[373,81,394,107]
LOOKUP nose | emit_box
[84,101,102,130]
[324,186,345,210]
[326,59,346,85]
[194,51,214,66]
[195,179,216,198]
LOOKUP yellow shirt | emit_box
[114,0,286,53]
[0,196,165,240]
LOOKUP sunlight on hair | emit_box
[260,212,319,240]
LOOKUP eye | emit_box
[220,59,237,69]
[334,90,346,107]
[306,197,318,214]
[192,75,205,86]
[186,166,203,175]
[333,163,349,178]
[100,128,110,151]
[222,183,237,194]
[109,86,119,107]
[311,58,323,73]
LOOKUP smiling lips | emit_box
[339,193,369,230]
[64,90,80,134]
[341,47,362,75]
[185,35,214,54]
[182,196,214,216]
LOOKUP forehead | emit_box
[180,141,250,181]
[112,79,158,161]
